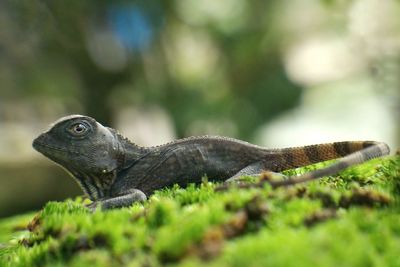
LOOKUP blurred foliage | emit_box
[0,156,399,266]
[0,162,80,218]
[2,0,301,139]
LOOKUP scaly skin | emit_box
[32,115,390,210]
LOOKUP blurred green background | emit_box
[0,0,399,218]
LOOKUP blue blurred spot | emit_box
[108,5,154,52]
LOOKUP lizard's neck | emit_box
[68,168,113,201]
[69,129,150,201]
[111,129,150,171]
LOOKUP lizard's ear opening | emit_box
[95,152,119,174]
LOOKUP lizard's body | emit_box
[33,115,390,210]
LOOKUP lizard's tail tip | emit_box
[364,141,390,156]
[378,142,391,156]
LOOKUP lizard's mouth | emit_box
[33,133,49,150]
[33,133,79,157]
[33,134,64,153]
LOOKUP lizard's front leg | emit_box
[87,189,147,211]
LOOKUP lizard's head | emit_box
[33,115,123,199]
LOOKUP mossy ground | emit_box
[1,156,399,267]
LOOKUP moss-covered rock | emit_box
[1,156,399,267]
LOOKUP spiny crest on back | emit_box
[106,127,147,151]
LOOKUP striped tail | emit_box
[273,141,389,171]
[214,141,390,192]
[270,141,390,188]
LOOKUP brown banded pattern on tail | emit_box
[269,141,390,188]
[215,141,391,191]
[275,141,386,171]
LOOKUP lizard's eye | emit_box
[68,122,90,136]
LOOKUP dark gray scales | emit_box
[33,115,390,210]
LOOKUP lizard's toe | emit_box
[86,202,100,212]
[260,171,288,182]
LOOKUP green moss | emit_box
[0,156,399,267]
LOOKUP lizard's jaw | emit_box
[33,134,62,155]
[32,133,46,152]
[33,134,59,158]
[32,133,76,165]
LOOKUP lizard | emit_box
[32,114,390,210]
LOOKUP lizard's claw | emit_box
[260,171,288,182]
[85,201,100,212]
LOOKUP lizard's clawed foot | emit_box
[216,171,289,192]
[85,201,100,212]
[224,176,256,183]
[259,171,288,182]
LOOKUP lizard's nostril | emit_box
[32,134,46,150]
